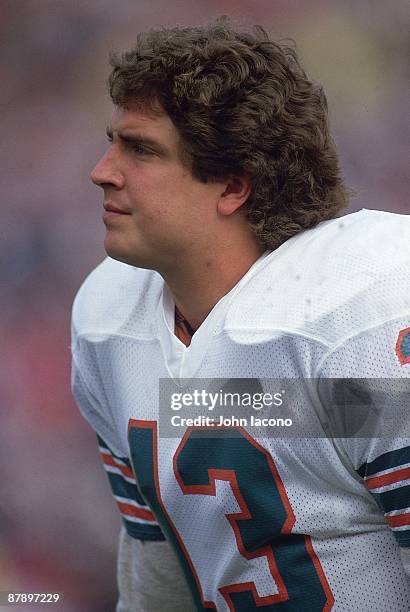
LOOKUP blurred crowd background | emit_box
[1,0,409,610]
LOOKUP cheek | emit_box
[128,167,209,226]
[137,204,175,233]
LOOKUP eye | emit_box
[131,143,151,156]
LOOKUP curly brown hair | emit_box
[108,19,349,249]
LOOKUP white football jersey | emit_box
[72,209,410,611]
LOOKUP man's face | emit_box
[91,103,223,272]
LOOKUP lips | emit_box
[104,203,131,214]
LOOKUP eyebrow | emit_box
[106,126,168,155]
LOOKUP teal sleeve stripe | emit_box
[97,434,109,449]
[108,472,147,507]
[123,518,165,541]
[372,485,410,513]
[394,530,410,548]
[97,434,131,464]
[357,446,410,478]
[96,434,164,537]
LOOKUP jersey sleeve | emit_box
[71,327,165,541]
[316,317,410,554]
[97,434,165,541]
[97,435,165,542]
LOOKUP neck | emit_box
[162,240,265,330]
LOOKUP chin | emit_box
[104,235,133,265]
[104,236,155,271]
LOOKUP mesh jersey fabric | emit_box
[71,209,410,611]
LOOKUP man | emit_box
[71,20,410,611]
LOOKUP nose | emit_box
[90,151,124,189]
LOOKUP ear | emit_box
[217,176,252,216]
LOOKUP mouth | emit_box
[103,203,131,222]
[104,203,131,214]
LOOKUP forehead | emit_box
[111,103,181,147]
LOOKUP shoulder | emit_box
[271,208,409,277]
[305,208,409,262]
[71,257,163,342]
[226,210,410,346]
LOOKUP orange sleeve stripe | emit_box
[365,467,410,489]
[386,512,410,529]
[116,501,155,521]
[101,453,134,479]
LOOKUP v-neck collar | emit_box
[157,251,271,380]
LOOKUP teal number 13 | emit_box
[128,420,334,611]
